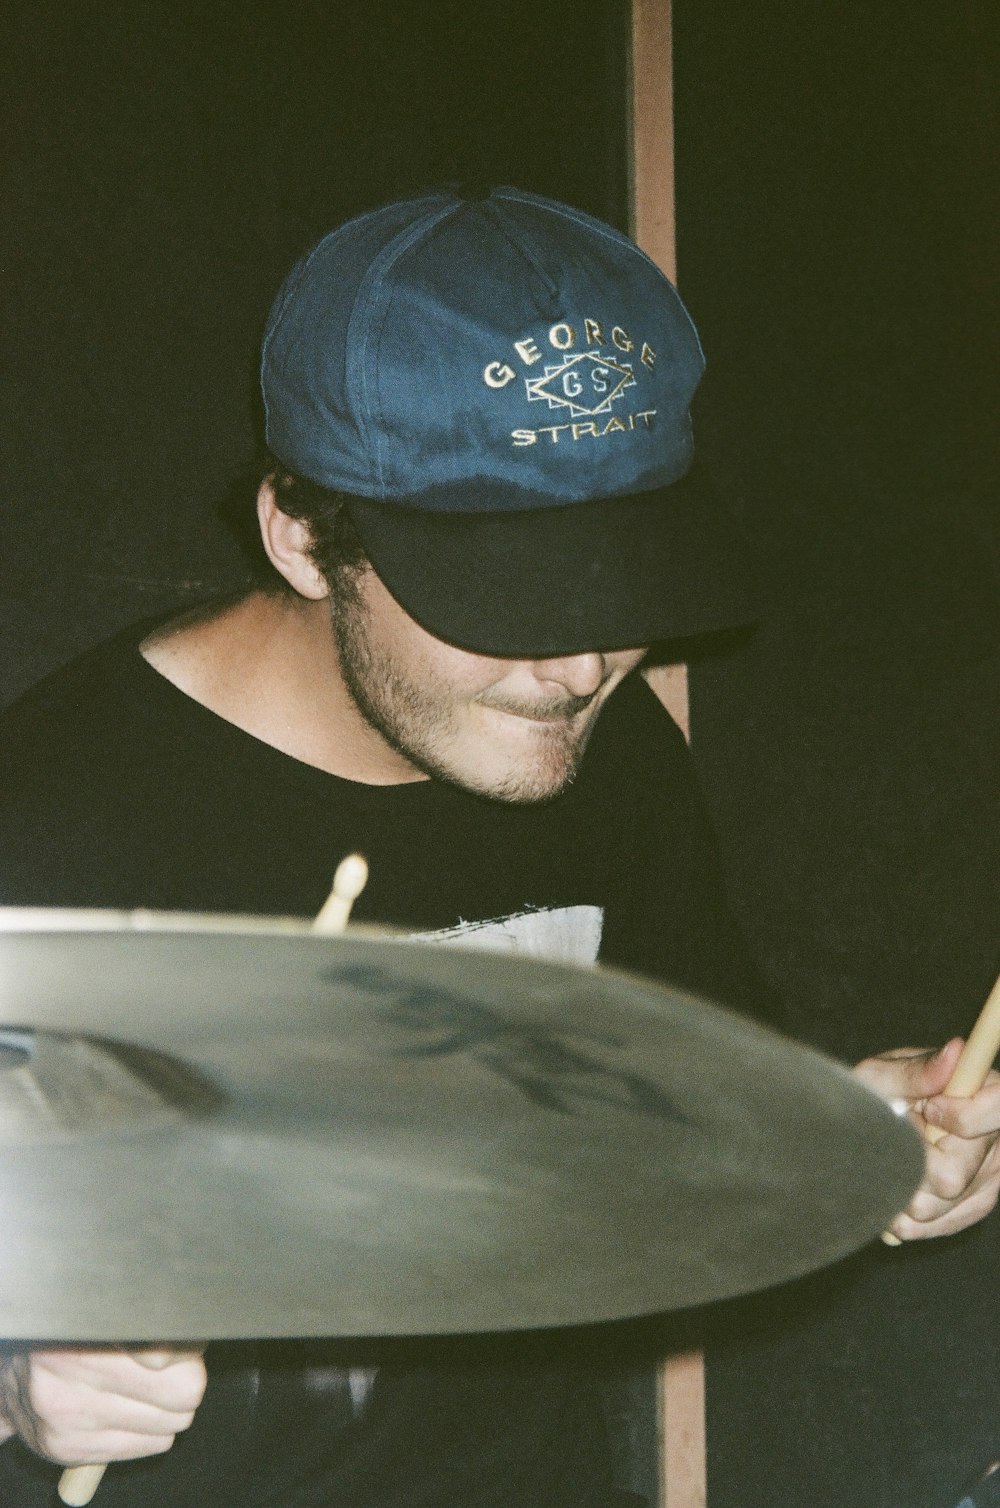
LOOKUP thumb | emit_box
[132,1346,205,1370]
[912,1037,964,1097]
[855,1038,964,1104]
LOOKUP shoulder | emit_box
[0,620,198,906]
[0,623,153,754]
[0,620,183,828]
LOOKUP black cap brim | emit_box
[346,468,757,658]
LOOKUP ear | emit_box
[256,480,330,600]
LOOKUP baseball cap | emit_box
[261,186,752,656]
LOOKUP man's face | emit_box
[331,567,646,802]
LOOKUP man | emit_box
[0,187,996,1507]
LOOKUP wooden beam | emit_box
[630,0,689,741]
[629,0,677,283]
[629,12,705,1508]
[660,1349,707,1508]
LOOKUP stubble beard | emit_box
[330,587,593,803]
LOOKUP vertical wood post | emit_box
[629,9,706,1507]
[630,0,689,741]
[629,0,677,282]
[659,1349,707,1508]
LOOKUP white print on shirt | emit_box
[411,904,603,967]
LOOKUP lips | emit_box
[477,692,596,721]
[482,703,583,725]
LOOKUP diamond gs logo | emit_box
[483,317,658,446]
[526,350,636,418]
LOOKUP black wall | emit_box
[669,12,997,1506]
[0,0,628,698]
[674,0,998,1054]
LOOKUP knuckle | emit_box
[173,1383,204,1414]
[906,1192,942,1224]
[170,1365,208,1413]
[33,1425,82,1465]
[935,1166,972,1201]
[927,1147,978,1197]
[29,1377,75,1432]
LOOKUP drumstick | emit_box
[313,853,369,934]
[882,970,1000,1245]
[924,972,1000,1137]
[58,1464,106,1505]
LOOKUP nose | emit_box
[530,652,606,699]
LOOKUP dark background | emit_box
[1,3,996,1506]
[0,0,629,694]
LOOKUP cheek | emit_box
[421,644,511,702]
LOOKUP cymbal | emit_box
[0,908,921,1341]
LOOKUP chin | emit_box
[471,727,588,802]
[451,752,579,804]
[402,718,587,804]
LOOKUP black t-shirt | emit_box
[0,621,768,1011]
[0,623,772,1507]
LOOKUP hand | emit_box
[0,1346,207,1465]
[854,1038,1000,1241]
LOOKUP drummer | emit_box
[0,187,998,1507]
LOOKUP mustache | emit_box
[475,690,597,720]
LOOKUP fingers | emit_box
[0,1346,207,1465]
[860,1047,1000,1245]
[925,1073,1000,1138]
[883,1089,1000,1242]
[854,1039,963,1105]
[886,1163,1000,1240]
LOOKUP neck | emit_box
[140,590,427,784]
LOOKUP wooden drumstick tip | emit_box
[59,1463,107,1505]
[313,853,369,935]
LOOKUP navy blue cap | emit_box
[261,187,752,655]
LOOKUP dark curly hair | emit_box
[222,451,369,593]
